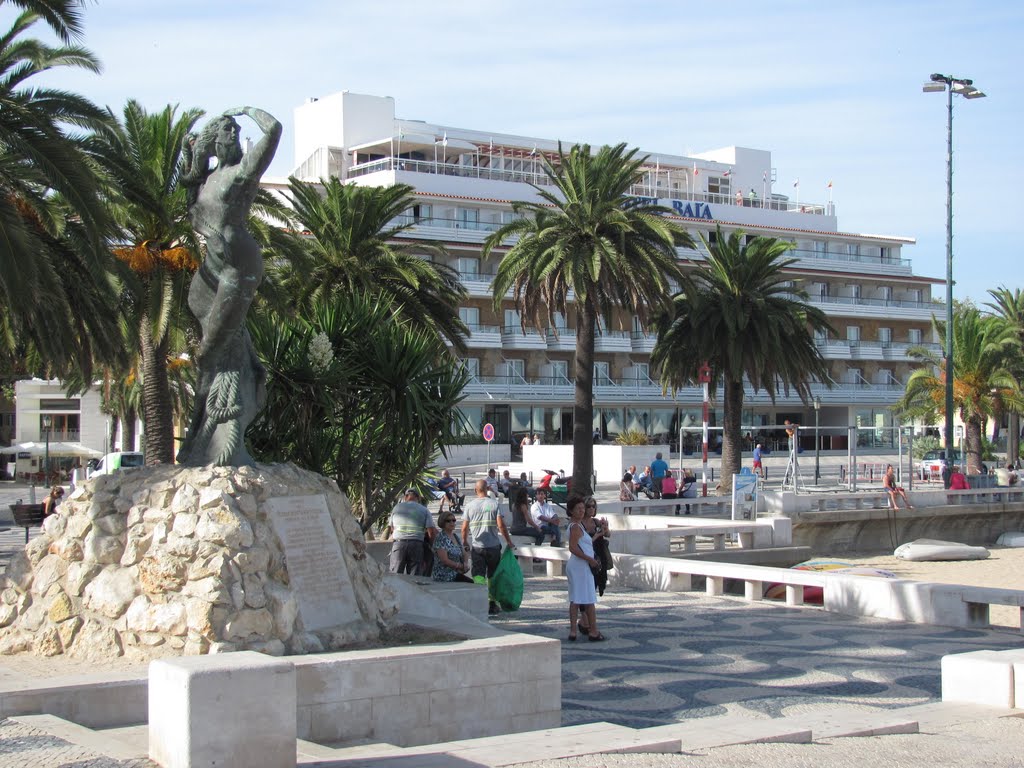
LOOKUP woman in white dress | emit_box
[565,495,604,642]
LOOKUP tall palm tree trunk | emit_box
[965,415,984,475]
[108,414,119,453]
[572,303,597,496]
[122,406,137,452]
[1010,412,1021,466]
[721,379,744,495]
[140,321,174,464]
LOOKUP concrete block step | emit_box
[642,715,812,751]
[781,706,919,739]
[891,700,1016,729]
[306,721,680,767]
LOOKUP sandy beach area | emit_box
[836,544,1024,629]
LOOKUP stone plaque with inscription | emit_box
[266,495,359,631]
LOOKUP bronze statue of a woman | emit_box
[177,107,281,466]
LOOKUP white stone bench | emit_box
[620,497,730,517]
[814,492,893,512]
[941,648,1024,708]
[958,585,1024,629]
[516,545,571,577]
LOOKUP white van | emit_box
[88,451,145,477]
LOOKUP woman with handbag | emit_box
[565,496,604,642]
[581,497,612,602]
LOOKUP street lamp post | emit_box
[42,414,51,484]
[813,396,821,483]
[922,73,985,485]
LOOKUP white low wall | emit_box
[441,444,511,466]
[519,444,670,486]
[292,633,560,746]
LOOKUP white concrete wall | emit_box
[520,444,670,486]
[292,633,560,746]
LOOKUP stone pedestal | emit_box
[0,463,397,659]
[149,651,296,768]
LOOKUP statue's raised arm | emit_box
[177,107,281,467]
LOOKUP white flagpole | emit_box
[397,128,403,170]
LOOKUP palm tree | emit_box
[483,142,691,496]
[277,177,468,352]
[0,8,126,380]
[985,287,1024,463]
[247,293,469,531]
[90,100,202,464]
[898,306,1023,474]
[652,227,832,494]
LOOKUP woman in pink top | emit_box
[661,470,678,499]
[948,465,970,491]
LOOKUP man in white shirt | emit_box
[484,468,500,496]
[529,488,562,546]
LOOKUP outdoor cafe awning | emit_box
[7,441,103,458]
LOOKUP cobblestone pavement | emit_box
[492,576,1023,729]
[0,719,155,768]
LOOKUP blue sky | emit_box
[22,0,1024,304]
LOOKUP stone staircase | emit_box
[9,701,1010,767]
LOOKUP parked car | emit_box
[918,449,962,479]
[88,451,145,477]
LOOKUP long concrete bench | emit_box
[958,585,1024,629]
[515,545,826,605]
[620,496,731,517]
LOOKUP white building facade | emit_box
[283,91,943,456]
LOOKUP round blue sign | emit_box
[482,423,494,442]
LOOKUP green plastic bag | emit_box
[488,547,524,611]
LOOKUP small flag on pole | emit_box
[693,162,699,176]
[763,170,767,183]
[793,179,800,188]
[826,180,833,188]
[722,170,731,177]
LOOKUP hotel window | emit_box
[847,326,861,342]
[634,362,651,381]
[880,246,893,263]
[504,359,525,381]
[813,240,827,254]
[847,368,863,385]
[879,286,893,302]
[845,243,860,256]
[459,307,479,329]
[504,309,521,331]
[553,312,568,332]
[909,289,922,304]
[814,328,827,343]
[908,328,923,344]
[458,208,480,230]
[550,360,569,382]
[877,368,895,385]
[707,176,731,196]
[411,203,431,223]
[817,282,830,300]
[456,257,479,277]
[594,362,612,385]
[850,285,861,300]
[460,358,480,378]
[878,327,892,345]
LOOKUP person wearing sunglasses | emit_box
[432,511,472,583]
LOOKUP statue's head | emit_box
[212,115,243,166]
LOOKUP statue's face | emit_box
[215,118,243,165]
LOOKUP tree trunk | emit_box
[108,414,119,453]
[571,302,597,497]
[123,406,137,452]
[720,378,744,495]
[139,319,174,464]
[965,414,984,475]
[1010,411,1021,466]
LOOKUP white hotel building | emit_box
[280,90,942,456]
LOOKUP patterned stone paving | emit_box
[0,719,155,768]
[492,576,1024,729]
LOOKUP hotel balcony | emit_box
[460,376,904,406]
[594,330,632,353]
[500,325,547,350]
[546,328,576,353]
[805,293,943,321]
[815,339,942,361]
[463,323,501,348]
[456,270,496,298]
[631,331,656,354]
